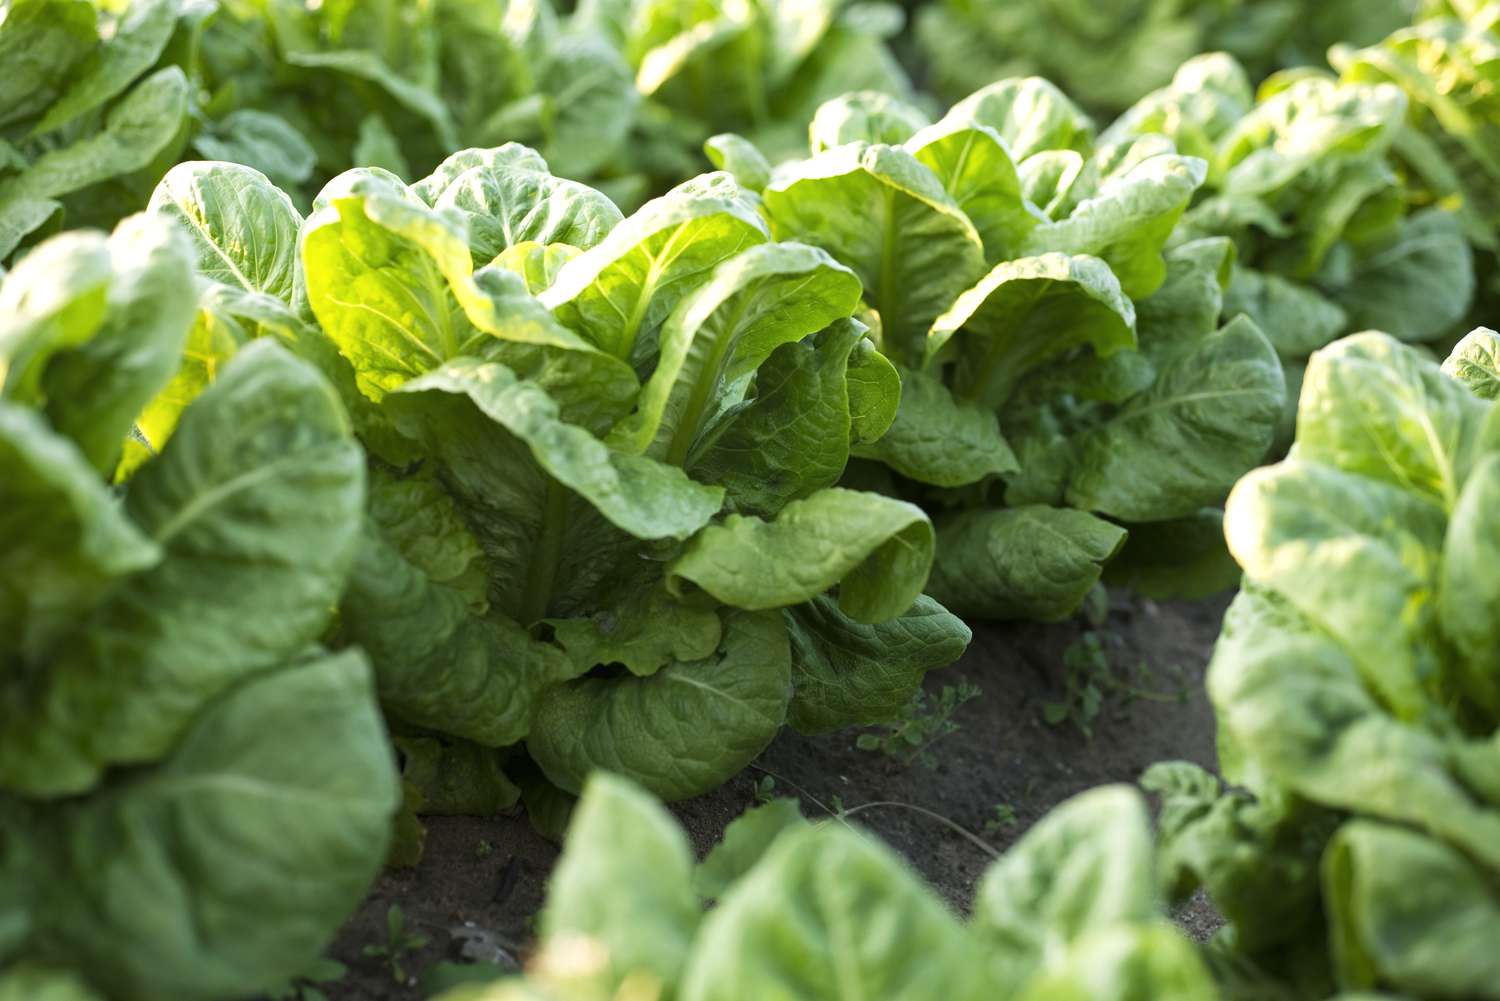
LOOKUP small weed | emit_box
[362,904,430,984]
[474,839,495,860]
[856,682,982,767]
[1044,631,1190,738]
[982,803,1019,837]
[751,774,777,804]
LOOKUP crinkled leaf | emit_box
[668,487,933,624]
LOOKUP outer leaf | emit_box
[704,133,771,191]
[854,364,1018,486]
[540,773,701,992]
[37,215,197,474]
[548,585,722,679]
[973,785,1157,994]
[528,610,791,801]
[761,142,985,363]
[0,403,159,661]
[1437,453,1500,717]
[677,824,990,1001]
[1067,315,1285,521]
[1223,266,1348,360]
[340,525,574,746]
[1331,208,1474,344]
[0,231,112,404]
[0,342,364,796]
[667,487,934,623]
[784,594,970,734]
[1325,821,1500,999]
[926,506,1127,621]
[26,651,397,1001]
[1297,332,1488,511]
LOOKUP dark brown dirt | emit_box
[317,591,1229,1000]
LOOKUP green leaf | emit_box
[192,110,319,191]
[668,487,934,623]
[0,402,159,661]
[808,91,930,153]
[1225,459,1447,722]
[1437,453,1500,717]
[761,142,985,364]
[541,172,768,363]
[1104,509,1240,602]
[0,66,190,259]
[945,77,1093,161]
[541,774,701,991]
[1223,266,1348,360]
[0,341,364,796]
[0,964,104,1001]
[973,785,1157,994]
[341,521,574,746]
[693,799,807,900]
[704,133,771,191]
[1067,315,1285,521]
[1443,326,1500,400]
[1329,208,1474,344]
[0,0,97,127]
[423,143,623,263]
[37,215,198,475]
[615,241,861,464]
[1020,152,1207,300]
[29,0,181,137]
[149,161,303,301]
[784,594,970,734]
[1296,332,1488,511]
[677,823,991,1001]
[926,506,1127,622]
[24,650,397,1001]
[690,319,881,514]
[852,364,1018,486]
[0,230,112,403]
[528,610,791,801]
[1325,821,1500,998]
[548,586,722,679]
[1012,923,1219,1001]
[906,118,1041,265]
[928,253,1135,409]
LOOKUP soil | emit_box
[316,591,1230,1000]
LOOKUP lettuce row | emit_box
[0,216,398,999]
[429,773,1220,1001]
[1107,50,1477,446]
[1148,330,1500,999]
[715,79,1287,619]
[129,147,965,806]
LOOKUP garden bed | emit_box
[325,591,1229,999]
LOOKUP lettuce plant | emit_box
[1107,52,1476,445]
[233,143,964,803]
[1148,330,1500,999]
[913,0,1416,115]
[0,215,398,999]
[714,81,1285,618]
[429,773,1218,1001]
[0,0,207,261]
